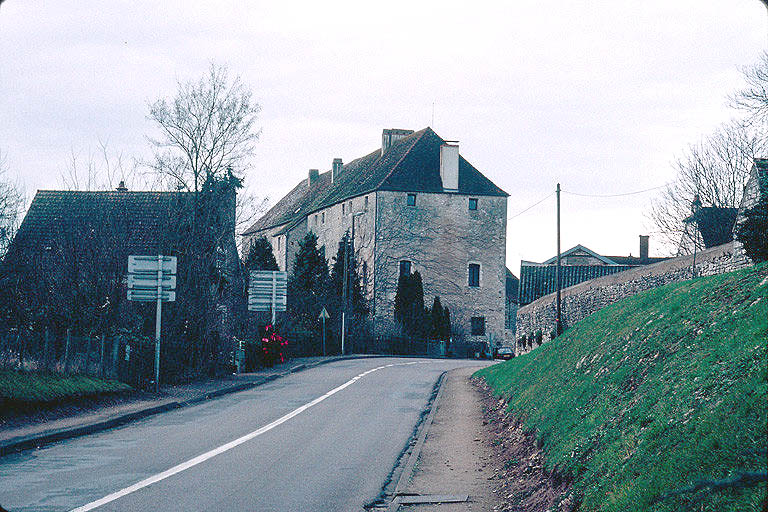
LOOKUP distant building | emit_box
[734,158,768,263]
[243,127,509,344]
[504,268,519,344]
[518,236,669,307]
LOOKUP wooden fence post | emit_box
[99,334,105,378]
[64,328,71,373]
[44,327,51,371]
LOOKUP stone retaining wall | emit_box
[515,242,750,355]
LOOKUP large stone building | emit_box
[243,127,509,344]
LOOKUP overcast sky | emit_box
[1,1,765,273]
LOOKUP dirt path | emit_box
[396,366,574,512]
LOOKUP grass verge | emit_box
[0,370,132,416]
[476,264,767,512]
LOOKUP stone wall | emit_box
[515,241,751,355]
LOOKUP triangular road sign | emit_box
[318,307,330,320]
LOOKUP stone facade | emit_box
[515,241,751,355]
[372,191,507,344]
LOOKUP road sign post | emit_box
[127,255,177,393]
[318,307,330,356]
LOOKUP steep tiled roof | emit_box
[518,263,636,306]
[542,244,617,265]
[7,190,193,259]
[605,255,670,265]
[244,127,507,235]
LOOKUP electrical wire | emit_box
[507,193,553,220]
[561,183,670,198]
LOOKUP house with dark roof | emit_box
[243,127,509,344]
[2,181,239,342]
[518,236,670,307]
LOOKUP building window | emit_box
[364,195,369,210]
[277,237,281,251]
[321,212,325,224]
[314,214,318,225]
[407,193,416,206]
[469,198,478,211]
[342,203,345,215]
[348,201,352,213]
[471,317,485,336]
[399,260,411,277]
[468,263,480,287]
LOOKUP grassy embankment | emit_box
[0,371,131,416]
[477,264,767,512]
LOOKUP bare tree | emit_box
[0,149,24,258]
[732,52,768,126]
[147,64,261,193]
[61,139,144,191]
[648,121,765,254]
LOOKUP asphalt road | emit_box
[0,357,492,512]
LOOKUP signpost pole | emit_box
[271,272,277,325]
[322,316,326,356]
[155,254,162,393]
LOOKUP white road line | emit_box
[70,361,422,512]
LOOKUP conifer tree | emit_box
[244,236,278,271]
[287,233,328,334]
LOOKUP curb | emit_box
[0,354,388,457]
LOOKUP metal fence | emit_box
[0,328,142,382]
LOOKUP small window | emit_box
[471,317,486,336]
[399,260,411,278]
[469,198,478,211]
[277,237,281,251]
[321,212,325,224]
[468,263,480,287]
[348,201,352,213]
[364,195,369,210]
[314,214,318,225]
[342,203,345,215]
[407,193,416,206]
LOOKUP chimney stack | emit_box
[381,128,414,155]
[639,235,649,263]
[332,158,343,183]
[439,142,459,191]
[307,169,319,188]
[116,181,128,192]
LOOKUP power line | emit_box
[508,193,553,220]
[561,183,670,198]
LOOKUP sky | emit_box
[1,1,766,273]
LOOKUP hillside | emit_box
[476,264,767,512]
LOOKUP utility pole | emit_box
[555,183,562,337]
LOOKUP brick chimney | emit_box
[381,128,414,155]
[639,235,649,263]
[307,169,319,188]
[116,181,128,192]
[439,142,459,191]
[331,158,343,183]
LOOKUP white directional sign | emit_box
[248,270,287,312]
[128,289,177,302]
[128,274,177,290]
[128,255,177,275]
[127,255,177,303]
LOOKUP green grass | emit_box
[476,264,768,512]
[0,370,131,413]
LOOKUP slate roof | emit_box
[7,189,194,261]
[243,127,508,235]
[518,263,636,306]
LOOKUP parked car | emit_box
[495,346,514,360]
